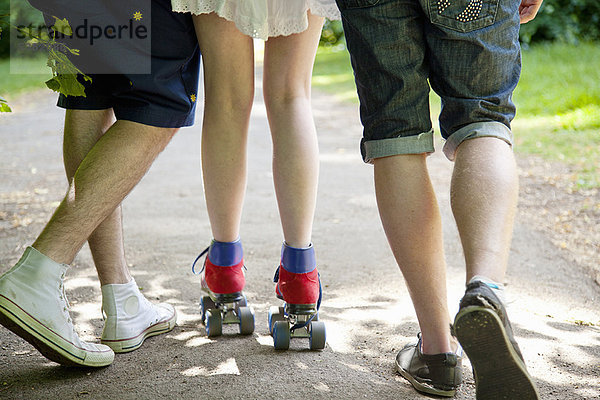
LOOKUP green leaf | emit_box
[45,77,61,92]
[0,97,11,113]
[51,17,73,36]
[45,75,87,97]
[59,75,87,97]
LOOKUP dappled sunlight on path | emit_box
[1,84,598,399]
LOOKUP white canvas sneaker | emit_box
[100,279,176,353]
[0,247,115,367]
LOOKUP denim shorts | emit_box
[336,0,522,162]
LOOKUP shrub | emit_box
[520,0,600,45]
[319,1,600,47]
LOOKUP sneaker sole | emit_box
[101,309,177,353]
[454,306,540,400]
[0,294,114,367]
[395,357,457,397]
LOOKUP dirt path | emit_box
[1,85,599,400]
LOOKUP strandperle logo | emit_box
[9,2,152,75]
[16,17,149,46]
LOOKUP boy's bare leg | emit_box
[63,109,131,285]
[374,137,518,355]
[62,109,178,353]
[451,137,519,283]
[374,153,455,355]
[32,120,177,264]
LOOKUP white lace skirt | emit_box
[171,0,341,40]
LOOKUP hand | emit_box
[519,0,544,24]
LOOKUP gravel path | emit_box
[1,84,599,399]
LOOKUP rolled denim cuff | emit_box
[362,129,435,164]
[443,121,513,161]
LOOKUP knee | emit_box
[263,78,311,111]
[205,81,254,119]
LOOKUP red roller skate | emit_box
[268,243,325,350]
[192,239,254,337]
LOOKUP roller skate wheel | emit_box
[238,306,255,335]
[268,306,285,335]
[205,309,222,337]
[309,321,326,350]
[272,321,290,350]
[200,295,216,323]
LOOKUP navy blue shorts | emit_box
[44,0,200,128]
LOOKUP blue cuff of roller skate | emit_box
[280,242,316,274]
[208,239,243,267]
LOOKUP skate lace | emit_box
[192,245,247,275]
[273,267,323,332]
[191,246,210,275]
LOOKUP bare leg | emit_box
[451,137,519,283]
[450,138,538,399]
[62,111,178,354]
[192,13,254,243]
[63,109,131,285]
[263,12,323,248]
[375,137,518,355]
[32,120,177,264]
[374,154,454,355]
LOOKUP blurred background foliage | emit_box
[519,0,600,45]
[318,0,600,47]
[2,0,600,58]
[0,0,598,185]
[313,2,600,190]
[0,0,45,58]
[319,19,345,48]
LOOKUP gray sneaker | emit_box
[395,333,463,397]
[454,280,540,399]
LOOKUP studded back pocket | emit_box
[426,0,500,32]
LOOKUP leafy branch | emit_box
[17,16,91,96]
[1,14,90,112]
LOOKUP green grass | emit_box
[513,43,600,189]
[515,43,600,119]
[0,56,51,99]
[313,42,600,189]
[311,47,359,103]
